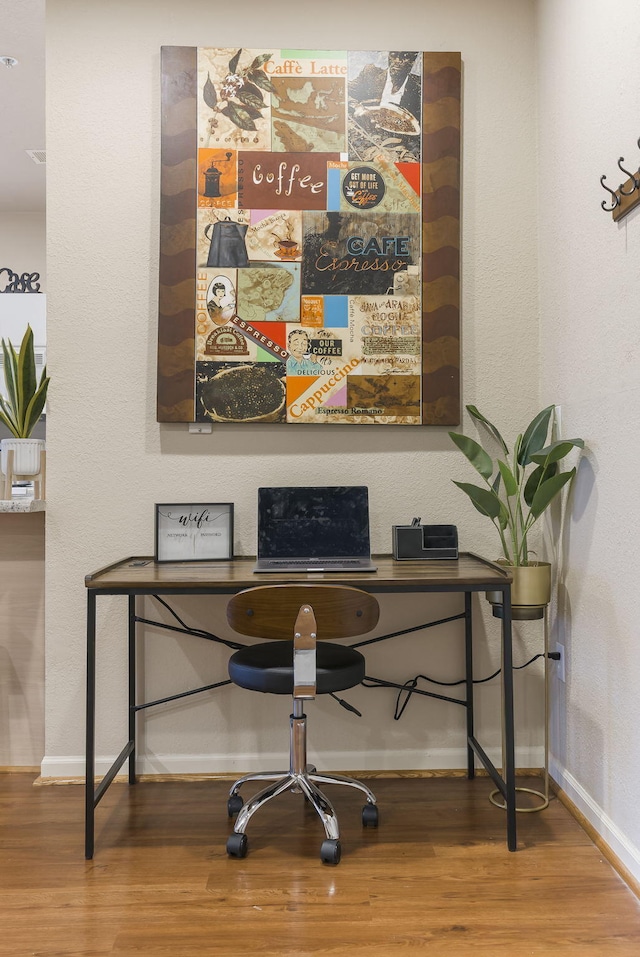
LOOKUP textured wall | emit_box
[44,0,542,776]
[537,0,640,881]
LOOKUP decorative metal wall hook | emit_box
[617,157,639,195]
[600,175,620,211]
[602,137,640,220]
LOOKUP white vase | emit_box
[0,438,45,477]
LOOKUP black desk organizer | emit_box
[392,523,458,560]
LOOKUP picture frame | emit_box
[157,47,461,427]
[154,503,234,562]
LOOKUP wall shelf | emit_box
[0,499,46,512]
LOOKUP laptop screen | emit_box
[257,486,371,560]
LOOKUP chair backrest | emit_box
[227,584,379,641]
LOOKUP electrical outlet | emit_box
[554,642,565,682]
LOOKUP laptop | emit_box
[254,486,377,573]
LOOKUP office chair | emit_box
[225,583,380,865]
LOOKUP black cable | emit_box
[329,693,362,716]
[395,678,421,720]
[144,600,559,722]
[363,652,556,721]
[144,595,244,650]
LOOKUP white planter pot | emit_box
[1,438,45,477]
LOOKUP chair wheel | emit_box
[320,839,341,865]
[227,793,243,817]
[362,804,379,827]
[226,832,248,858]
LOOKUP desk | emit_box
[84,552,515,857]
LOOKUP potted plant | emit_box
[0,324,50,487]
[449,405,584,618]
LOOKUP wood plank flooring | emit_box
[2,772,640,956]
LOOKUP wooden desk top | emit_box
[85,553,511,593]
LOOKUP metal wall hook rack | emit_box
[600,137,640,221]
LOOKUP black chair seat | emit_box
[228,640,365,695]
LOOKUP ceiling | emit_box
[0,0,45,213]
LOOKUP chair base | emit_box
[228,767,378,841]
[226,701,378,863]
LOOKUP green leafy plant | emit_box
[449,405,584,566]
[0,325,50,438]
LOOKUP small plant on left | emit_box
[0,325,50,438]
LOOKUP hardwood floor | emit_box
[2,772,640,956]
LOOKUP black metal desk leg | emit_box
[501,586,517,851]
[464,591,475,779]
[128,595,137,785]
[85,591,96,860]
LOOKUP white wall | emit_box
[44,0,543,779]
[537,0,640,882]
[0,212,46,288]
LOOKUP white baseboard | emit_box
[41,744,544,780]
[550,755,640,886]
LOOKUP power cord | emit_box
[142,598,560,725]
[136,595,245,650]
[330,693,362,716]
[363,651,561,720]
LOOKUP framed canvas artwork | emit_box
[158,48,460,426]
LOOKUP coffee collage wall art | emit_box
[158,48,460,426]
